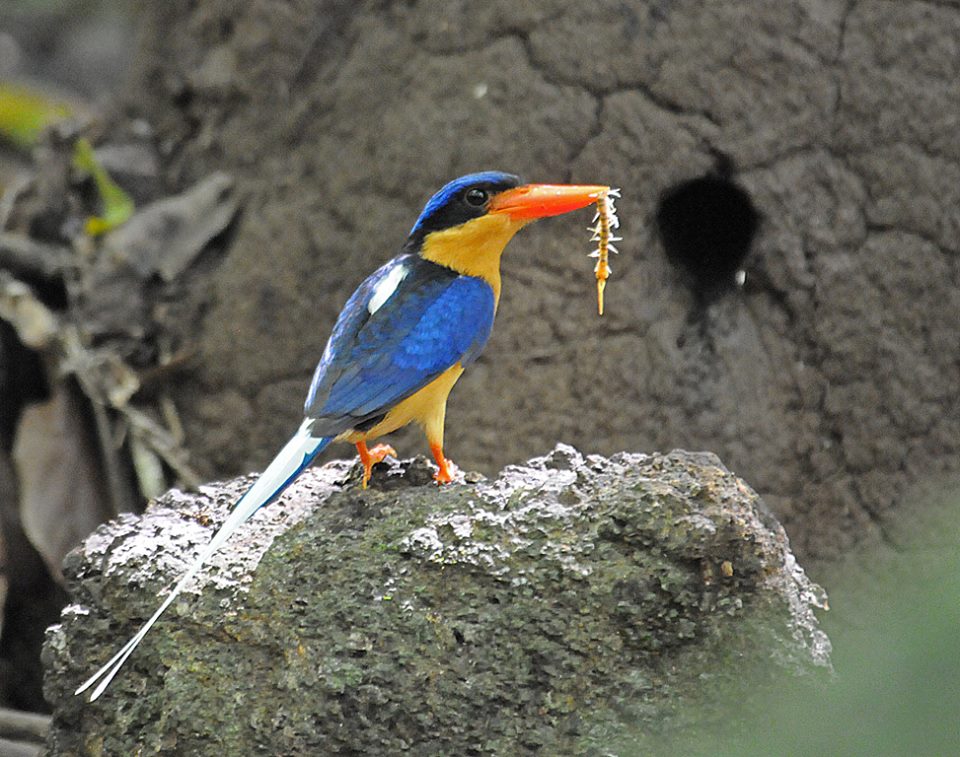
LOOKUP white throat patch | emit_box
[368,263,409,315]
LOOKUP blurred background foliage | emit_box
[0,0,133,98]
[0,0,134,164]
[0,0,137,717]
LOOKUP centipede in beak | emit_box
[589,188,621,315]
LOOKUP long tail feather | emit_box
[76,420,330,701]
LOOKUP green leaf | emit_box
[71,137,135,236]
[0,82,72,149]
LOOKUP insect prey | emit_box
[589,188,621,315]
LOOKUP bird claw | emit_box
[433,457,459,484]
[357,442,397,488]
[429,442,459,484]
[368,443,397,462]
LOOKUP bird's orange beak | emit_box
[488,183,609,220]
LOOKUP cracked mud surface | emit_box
[126,0,960,563]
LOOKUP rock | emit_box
[44,446,829,754]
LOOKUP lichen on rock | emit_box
[44,446,829,755]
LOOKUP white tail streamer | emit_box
[76,420,329,701]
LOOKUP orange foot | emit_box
[429,442,459,485]
[356,441,397,489]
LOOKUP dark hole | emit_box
[453,627,465,645]
[655,160,760,300]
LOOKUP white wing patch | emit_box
[368,263,409,315]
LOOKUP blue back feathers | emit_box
[304,255,495,434]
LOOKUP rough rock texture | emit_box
[44,447,829,755]
[113,0,960,563]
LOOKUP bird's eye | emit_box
[464,188,488,207]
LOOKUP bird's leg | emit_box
[356,441,396,488]
[429,442,458,484]
[423,399,459,484]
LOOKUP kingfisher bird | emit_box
[76,171,608,700]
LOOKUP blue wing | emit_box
[304,255,495,435]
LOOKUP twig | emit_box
[0,232,74,282]
[0,706,50,743]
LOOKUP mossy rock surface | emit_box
[45,446,829,755]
